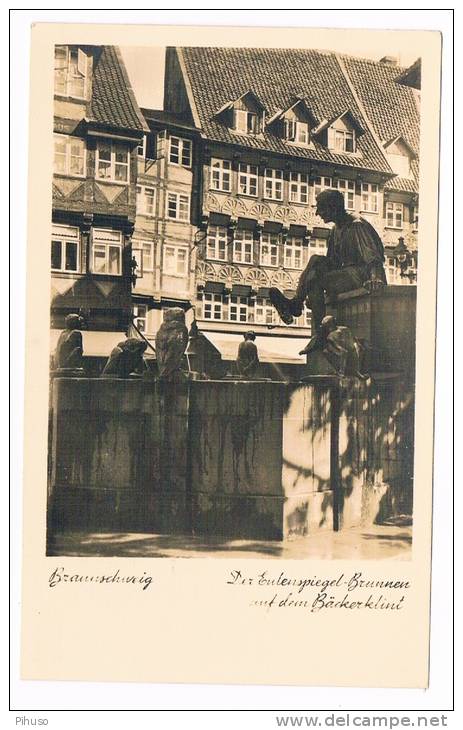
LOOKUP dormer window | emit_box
[334,129,355,152]
[384,137,414,179]
[321,111,363,154]
[54,46,89,100]
[234,110,259,135]
[213,90,266,137]
[285,120,309,144]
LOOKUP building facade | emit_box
[130,110,200,341]
[51,45,147,359]
[158,46,420,366]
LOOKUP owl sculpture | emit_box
[155,308,189,380]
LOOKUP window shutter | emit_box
[77,48,87,76]
[156,130,166,159]
[146,133,156,160]
[327,127,335,149]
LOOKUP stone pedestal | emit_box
[327,285,416,374]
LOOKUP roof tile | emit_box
[177,47,393,174]
[89,46,148,133]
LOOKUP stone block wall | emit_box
[48,375,414,544]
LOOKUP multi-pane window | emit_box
[54,46,88,99]
[234,110,259,134]
[285,120,309,144]
[53,135,86,177]
[206,226,228,261]
[330,128,355,153]
[260,232,279,267]
[253,297,275,325]
[137,136,146,158]
[361,183,379,213]
[411,204,419,229]
[284,236,305,269]
[289,172,309,204]
[313,176,355,210]
[96,142,129,183]
[203,293,224,320]
[233,229,253,264]
[163,245,188,275]
[169,136,192,167]
[51,225,80,273]
[166,191,190,221]
[238,163,258,196]
[210,159,232,192]
[132,304,148,333]
[308,238,327,257]
[229,297,248,323]
[91,229,123,276]
[136,185,155,215]
[132,241,154,275]
[386,202,404,229]
[264,169,283,200]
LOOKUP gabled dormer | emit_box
[313,110,364,154]
[266,97,317,146]
[213,90,266,136]
[384,136,416,179]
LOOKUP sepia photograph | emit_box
[47,40,420,561]
[15,14,448,695]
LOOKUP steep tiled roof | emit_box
[177,47,393,175]
[141,108,199,132]
[341,55,420,193]
[89,46,149,133]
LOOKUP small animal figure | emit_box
[101,338,147,378]
[54,313,84,369]
[300,315,366,377]
[236,331,259,378]
[155,308,189,380]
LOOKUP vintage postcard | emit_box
[21,22,441,688]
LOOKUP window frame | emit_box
[206,225,228,262]
[163,245,189,277]
[289,172,309,204]
[234,109,259,135]
[132,304,148,333]
[385,201,404,229]
[331,127,356,153]
[169,136,193,168]
[132,240,154,275]
[96,141,130,185]
[253,296,276,325]
[54,46,88,100]
[53,134,86,178]
[203,293,224,321]
[284,236,305,270]
[233,229,254,264]
[210,158,232,192]
[229,296,249,323]
[91,228,123,276]
[260,232,280,267]
[264,168,284,201]
[51,225,80,274]
[238,163,258,197]
[166,191,190,222]
[360,183,379,214]
[136,185,156,216]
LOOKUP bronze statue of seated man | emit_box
[269,189,387,334]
